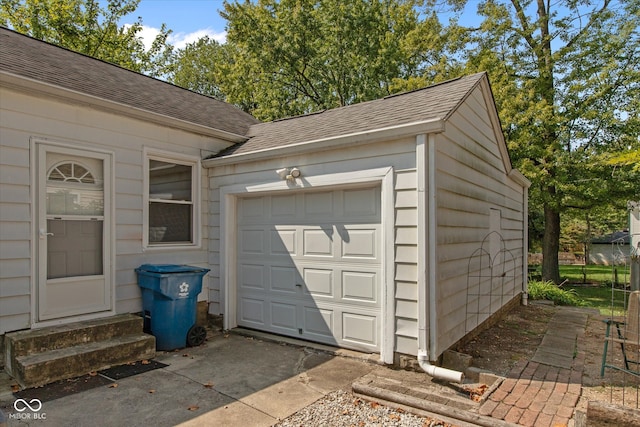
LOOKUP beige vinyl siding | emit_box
[393,169,419,354]
[0,120,31,332]
[433,87,525,355]
[207,187,223,313]
[0,87,231,332]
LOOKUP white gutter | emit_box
[204,119,445,167]
[416,133,464,383]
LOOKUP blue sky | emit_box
[125,0,229,49]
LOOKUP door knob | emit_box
[39,229,54,238]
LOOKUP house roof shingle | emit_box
[215,73,486,157]
[0,27,259,138]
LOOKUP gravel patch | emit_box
[274,389,455,427]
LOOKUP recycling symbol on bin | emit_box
[178,282,190,297]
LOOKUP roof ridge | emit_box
[383,76,463,100]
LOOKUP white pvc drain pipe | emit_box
[417,350,464,383]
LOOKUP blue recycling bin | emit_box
[135,264,210,351]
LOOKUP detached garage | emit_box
[205,73,530,367]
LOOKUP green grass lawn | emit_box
[560,264,631,316]
[564,284,627,316]
[527,265,632,316]
[558,264,629,285]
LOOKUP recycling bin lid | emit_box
[136,264,208,273]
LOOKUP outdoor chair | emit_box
[601,290,640,377]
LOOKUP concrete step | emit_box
[4,314,157,389]
[13,333,156,388]
[5,314,144,359]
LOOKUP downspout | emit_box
[416,133,464,383]
[510,170,531,306]
[522,186,529,305]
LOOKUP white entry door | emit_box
[37,144,112,321]
[236,187,382,352]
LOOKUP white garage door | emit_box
[237,186,381,352]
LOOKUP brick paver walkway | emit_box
[479,307,589,427]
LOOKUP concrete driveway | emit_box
[1,331,376,427]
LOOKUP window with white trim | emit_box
[144,152,200,247]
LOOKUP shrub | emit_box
[528,280,582,306]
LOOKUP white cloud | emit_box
[169,29,227,49]
[136,25,162,50]
[132,24,227,51]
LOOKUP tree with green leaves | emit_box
[0,0,173,76]
[168,1,464,115]
[217,0,456,120]
[437,0,640,282]
[167,36,229,100]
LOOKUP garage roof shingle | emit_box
[216,73,486,157]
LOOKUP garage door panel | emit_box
[271,228,296,255]
[240,229,264,254]
[303,191,334,216]
[270,302,297,331]
[271,194,297,218]
[270,266,299,294]
[303,306,334,339]
[342,271,377,302]
[239,264,266,290]
[303,268,333,297]
[343,188,379,218]
[342,228,378,258]
[303,228,334,257]
[240,298,265,325]
[342,312,378,347]
[240,197,265,219]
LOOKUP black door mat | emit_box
[13,360,168,403]
[14,374,113,403]
[98,359,168,381]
